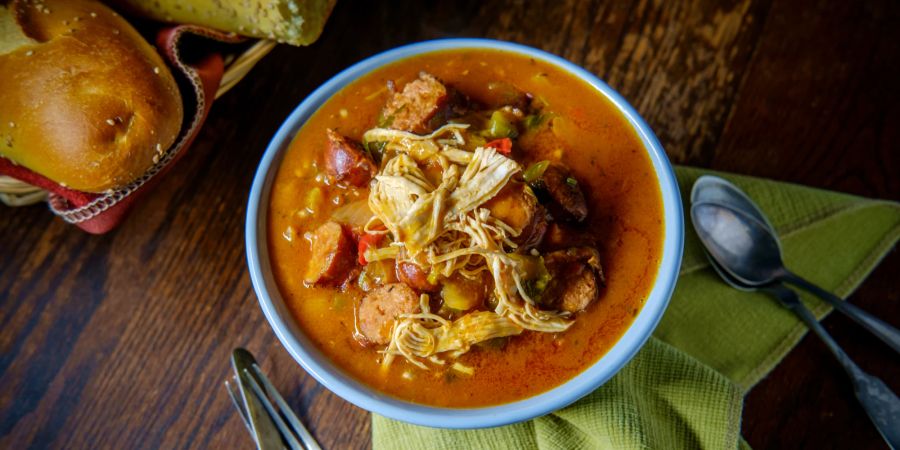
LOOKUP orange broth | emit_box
[267,49,664,407]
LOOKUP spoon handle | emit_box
[782,271,900,355]
[768,284,900,449]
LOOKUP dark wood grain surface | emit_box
[2,0,898,448]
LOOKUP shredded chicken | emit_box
[363,123,572,370]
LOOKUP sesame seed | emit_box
[156,143,162,152]
[25,50,33,56]
[106,119,115,126]
[90,12,96,18]
[112,29,120,35]
[153,66,160,74]
[152,154,160,164]
[8,122,15,128]
[60,182,67,188]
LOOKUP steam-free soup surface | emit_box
[268,49,663,407]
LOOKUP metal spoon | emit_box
[701,246,900,449]
[691,176,900,354]
[705,250,900,447]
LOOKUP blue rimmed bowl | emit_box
[246,38,684,429]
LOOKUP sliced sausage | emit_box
[324,129,377,187]
[358,283,419,345]
[518,206,548,250]
[304,222,356,286]
[381,72,466,134]
[543,247,605,313]
[396,260,439,292]
[484,181,548,249]
[535,163,588,222]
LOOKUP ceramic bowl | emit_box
[246,38,684,429]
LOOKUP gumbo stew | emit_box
[268,49,664,407]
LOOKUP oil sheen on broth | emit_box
[267,49,664,407]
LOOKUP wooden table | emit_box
[2,0,898,448]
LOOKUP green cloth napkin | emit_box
[373,166,900,450]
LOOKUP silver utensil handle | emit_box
[230,349,322,450]
[782,271,900,355]
[774,286,900,450]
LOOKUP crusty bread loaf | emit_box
[0,0,183,193]
[108,0,336,46]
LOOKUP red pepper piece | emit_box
[486,138,513,155]
[357,233,384,265]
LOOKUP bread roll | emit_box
[108,0,336,46]
[0,0,183,193]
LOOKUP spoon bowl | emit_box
[704,250,754,293]
[691,175,777,233]
[691,202,785,286]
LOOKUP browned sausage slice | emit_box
[537,164,588,222]
[543,247,605,313]
[358,283,419,345]
[396,261,439,292]
[381,72,466,134]
[304,221,356,286]
[324,129,377,187]
[484,180,547,249]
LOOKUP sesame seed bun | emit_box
[0,0,183,193]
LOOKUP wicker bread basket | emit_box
[0,39,276,207]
